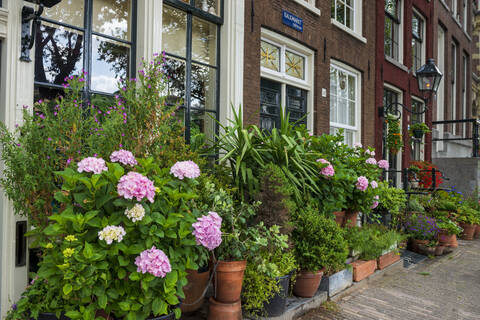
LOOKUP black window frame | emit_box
[34,0,138,100]
[383,87,400,186]
[412,12,423,72]
[162,0,224,144]
[410,98,424,161]
[384,0,401,61]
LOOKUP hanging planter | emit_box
[408,122,431,140]
[386,115,403,155]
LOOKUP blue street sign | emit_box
[282,10,303,32]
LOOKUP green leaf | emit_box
[98,294,107,309]
[118,255,129,266]
[63,283,72,295]
[174,308,181,319]
[165,294,179,305]
[119,301,130,311]
[54,191,69,204]
[83,242,93,259]
[117,268,126,279]
[65,311,82,319]
[165,270,178,288]
[152,298,166,315]
[129,272,140,281]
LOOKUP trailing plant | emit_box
[292,206,349,272]
[408,122,431,137]
[386,115,403,155]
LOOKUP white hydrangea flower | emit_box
[98,225,126,245]
[125,204,145,222]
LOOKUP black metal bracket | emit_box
[20,4,44,62]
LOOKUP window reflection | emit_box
[91,35,129,93]
[93,0,131,40]
[192,17,217,65]
[43,0,84,27]
[162,6,187,58]
[163,57,186,106]
[195,0,220,15]
[35,22,84,85]
[191,109,216,147]
[191,63,216,110]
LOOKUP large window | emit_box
[411,98,425,161]
[330,63,360,146]
[462,54,468,136]
[331,0,355,30]
[412,12,424,72]
[35,0,135,101]
[383,87,402,186]
[259,32,313,132]
[161,1,222,143]
[451,42,457,133]
[384,0,401,61]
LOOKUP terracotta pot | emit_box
[213,260,247,303]
[377,251,400,270]
[352,260,377,282]
[333,211,345,226]
[437,230,458,248]
[475,224,480,239]
[459,223,476,240]
[417,244,436,256]
[411,239,429,252]
[293,270,324,298]
[344,210,358,227]
[208,297,242,320]
[181,268,210,313]
[435,245,446,256]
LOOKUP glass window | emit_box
[384,0,401,61]
[162,2,221,143]
[330,64,359,146]
[35,0,134,100]
[331,0,355,30]
[411,99,424,161]
[285,51,305,80]
[412,13,424,72]
[260,78,281,131]
[260,41,280,72]
[383,87,400,186]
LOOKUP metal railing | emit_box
[432,118,480,157]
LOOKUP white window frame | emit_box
[412,9,426,73]
[292,0,321,16]
[329,60,362,146]
[452,0,458,20]
[462,0,468,32]
[331,0,365,43]
[383,83,403,187]
[384,0,404,64]
[260,28,315,132]
[411,96,426,161]
[436,25,446,152]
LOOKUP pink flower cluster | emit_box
[192,211,222,251]
[366,158,377,165]
[370,181,378,189]
[170,161,201,180]
[371,195,380,209]
[378,160,389,169]
[356,176,369,192]
[135,246,172,278]
[117,172,155,203]
[77,157,108,174]
[317,159,335,177]
[110,150,137,166]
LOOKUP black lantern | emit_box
[416,58,443,94]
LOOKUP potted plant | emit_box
[242,224,297,318]
[373,181,407,227]
[436,219,462,248]
[386,115,403,155]
[408,122,431,139]
[457,205,478,240]
[292,206,348,298]
[405,214,439,254]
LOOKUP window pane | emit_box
[285,51,305,79]
[286,86,307,123]
[191,63,217,110]
[195,0,220,16]
[162,56,186,106]
[260,41,280,72]
[90,93,116,111]
[330,96,337,123]
[162,6,187,58]
[35,23,84,85]
[338,98,347,125]
[191,109,216,148]
[412,15,420,39]
[385,0,399,18]
[34,85,64,102]
[91,35,129,93]
[348,101,356,126]
[348,75,355,100]
[339,71,348,98]
[336,2,345,24]
[384,18,393,57]
[93,0,131,41]
[346,7,352,28]
[192,17,217,65]
[260,78,281,131]
[43,0,84,27]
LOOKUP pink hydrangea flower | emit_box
[378,160,389,169]
[110,150,137,166]
[77,157,108,174]
[353,142,363,148]
[170,161,201,180]
[192,211,222,251]
[117,172,155,203]
[370,181,378,189]
[356,176,369,192]
[371,201,379,209]
[317,159,335,177]
[135,246,171,278]
[366,158,377,165]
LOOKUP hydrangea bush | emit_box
[14,154,207,320]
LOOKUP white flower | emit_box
[98,225,126,245]
[353,142,363,148]
[125,204,145,222]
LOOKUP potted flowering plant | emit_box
[386,115,403,155]
[405,214,439,254]
[409,122,431,139]
[14,153,208,320]
[457,205,478,240]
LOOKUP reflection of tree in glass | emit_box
[192,18,216,64]
[35,24,83,85]
[96,39,129,80]
[94,0,130,39]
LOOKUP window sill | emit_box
[385,56,409,73]
[292,0,321,16]
[440,0,449,11]
[463,28,472,41]
[331,19,367,44]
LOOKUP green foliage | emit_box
[292,207,349,272]
[457,204,479,224]
[408,122,431,137]
[376,182,407,215]
[406,197,425,213]
[436,219,463,235]
[242,224,297,316]
[386,115,403,155]
[19,157,201,319]
[345,225,404,261]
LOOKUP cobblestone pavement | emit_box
[299,239,480,320]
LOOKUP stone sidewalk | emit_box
[299,239,480,320]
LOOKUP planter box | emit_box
[377,252,400,270]
[318,268,353,297]
[352,260,377,282]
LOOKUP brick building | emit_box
[243,0,376,147]
[374,0,435,185]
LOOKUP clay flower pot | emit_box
[333,211,345,226]
[181,268,210,313]
[293,270,324,298]
[208,297,242,320]
[474,224,480,239]
[377,251,400,270]
[213,260,247,303]
[459,223,476,240]
[437,230,458,248]
[435,245,446,256]
[352,260,377,282]
[344,210,358,227]
[410,239,428,252]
